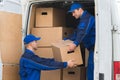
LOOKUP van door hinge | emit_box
[112,25,118,31]
[21,28,25,33]
[112,25,120,33]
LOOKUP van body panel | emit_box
[94,0,118,80]
[111,0,120,61]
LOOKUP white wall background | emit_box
[0,0,21,14]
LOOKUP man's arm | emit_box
[68,16,95,51]
[22,57,66,70]
[31,55,67,68]
[74,16,95,46]
[22,57,77,71]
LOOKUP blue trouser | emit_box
[87,50,94,80]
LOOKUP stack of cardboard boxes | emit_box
[0,11,22,80]
[52,40,86,80]
[62,67,86,80]
[31,7,86,80]
[32,7,73,80]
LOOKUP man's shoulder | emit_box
[20,53,35,63]
[22,52,41,61]
[21,52,34,59]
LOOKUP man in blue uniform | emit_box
[19,34,77,80]
[65,3,95,80]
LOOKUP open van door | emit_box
[94,0,120,80]
[111,0,120,80]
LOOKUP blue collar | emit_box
[25,48,35,55]
[80,10,87,19]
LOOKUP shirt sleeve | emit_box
[73,16,95,46]
[30,55,67,68]
[22,57,67,71]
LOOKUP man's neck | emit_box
[81,10,84,15]
[80,10,84,18]
[26,46,34,52]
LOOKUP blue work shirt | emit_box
[65,11,95,51]
[19,49,67,80]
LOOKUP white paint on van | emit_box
[0,0,21,14]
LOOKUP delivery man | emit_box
[65,3,95,80]
[19,34,77,80]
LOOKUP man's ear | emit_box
[29,42,33,46]
[79,8,82,11]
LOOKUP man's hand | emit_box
[68,43,77,51]
[67,60,77,68]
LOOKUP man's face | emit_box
[72,8,82,19]
[31,41,38,50]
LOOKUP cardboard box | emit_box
[62,67,86,80]
[52,40,83,65]
[2,64,20,80]
[0,43,22,64]
[41,70,62,80]
[36,8,65,27]
[85,48,89,67]
[31,27,73,47]
[35,47,53,58]
[0,11,22,64]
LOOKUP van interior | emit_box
[28,1,95,31]
[27,0,95,80]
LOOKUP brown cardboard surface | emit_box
[63,67,80,80]
[52,40,83,65]
[31,27,73,47]
[41,70,62,80]
[2,64,20,80]
[35,47,53,58]
[62,67,86,80]
[80,67,86,80]
[36,8,65,27]
[0,11,22,64]
[0,43,22,64]
[85,48,89,67]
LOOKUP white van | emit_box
[21,0,120,80]
[0,0,120,80]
